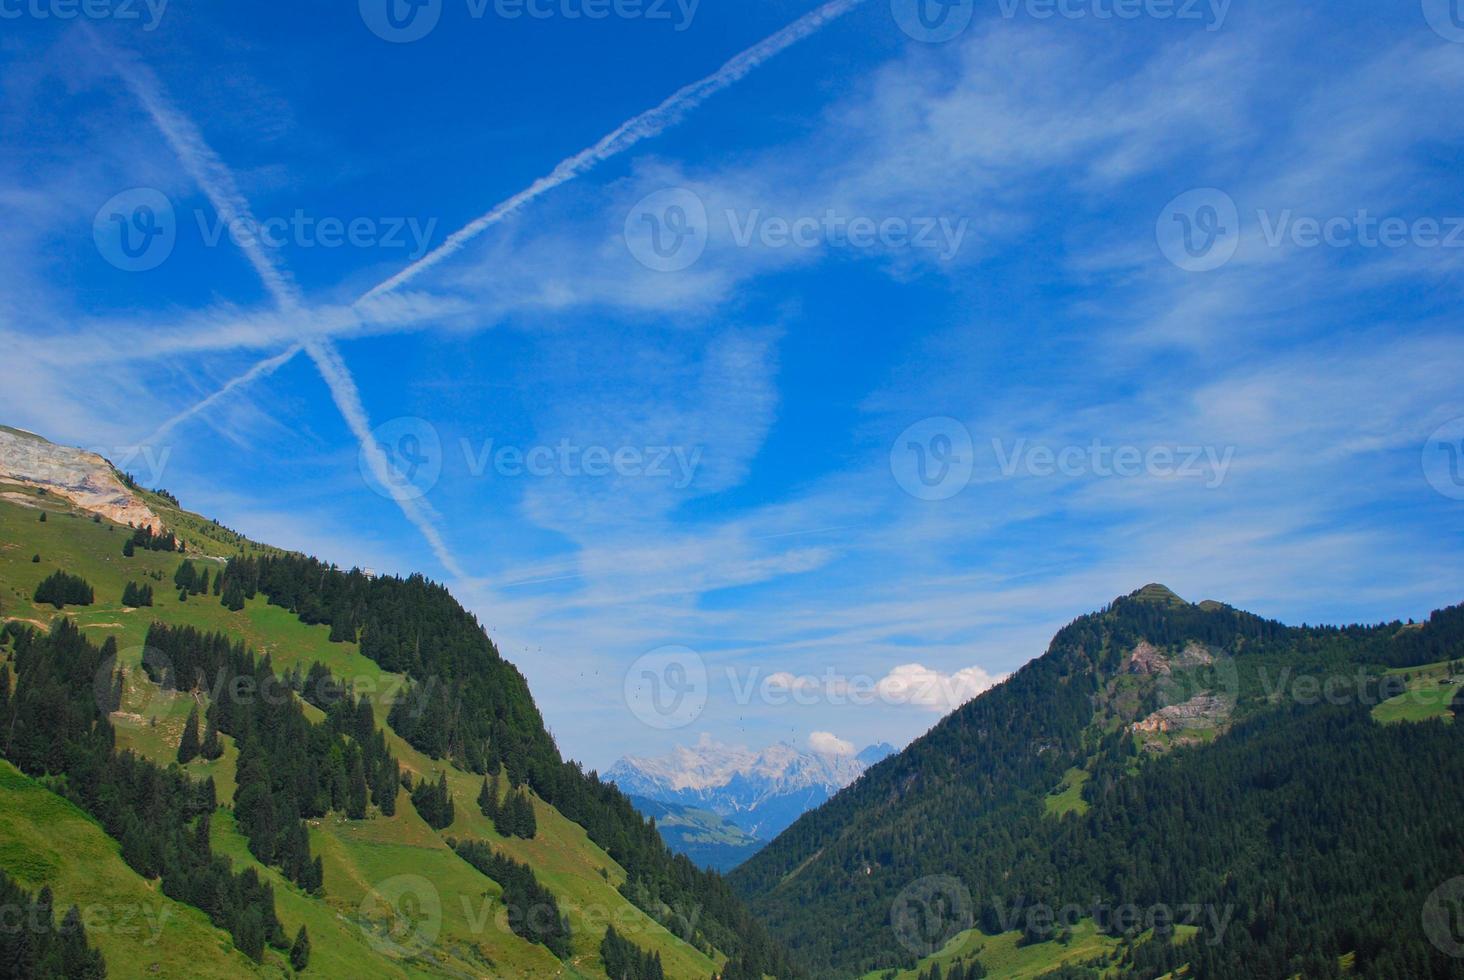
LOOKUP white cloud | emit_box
[808,731,855,757]
[876,664,1009,714]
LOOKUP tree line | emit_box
[0,620,288,963]
[213,551,798,977]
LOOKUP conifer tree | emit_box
[200,709,224,761]
[178,705,201,764]
[290,924,311,971]
[478,773,499,820]
[347,751,369,819]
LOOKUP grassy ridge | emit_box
[0,487,723,978]
[0,760,266,978]
[858,922,1200,980]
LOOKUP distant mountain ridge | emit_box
[626,796,765,873]
[609,735,896,841]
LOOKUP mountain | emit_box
[0,430,795,979]
[609,735,897,842]
[628,796,765,873]
[730,586,1464,979]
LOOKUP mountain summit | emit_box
[609,735,897,842]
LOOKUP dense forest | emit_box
[0,620,288,963]
[213,552,797,977]
[143,622,403,891]
[0,870,107,979]
[731,589,1464,978]
[451,839,574,958]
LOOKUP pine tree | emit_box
[222,577,246,612]
[438,772,454,826]
[236,906,265,962]
[512,791,537,839]
[290,924,311,971]
[196,568,210,596]
[178,705,201,764]
[122,537,135,557]
[38,511,45,522]
[174,560,197,594]
[478,773,499,820]
[200,709,224,761]
[347,751,369,819]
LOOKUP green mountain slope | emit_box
[628,797,765,873]
[730,586,1464,979]
[0,451,790,979]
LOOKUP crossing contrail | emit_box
[364,0,868,299]
[142,343,304,445]
[95,31,467,579]
[163,0,869,421]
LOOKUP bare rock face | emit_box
[0,427,161,531]
[1175,641,1215,668]
[1130,693,1231,735]
[1125,640,1172,676]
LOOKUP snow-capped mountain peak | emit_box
[608,735,897,840]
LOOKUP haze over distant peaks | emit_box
[608,734,897,842]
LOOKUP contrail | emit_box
[167,0,868,418]
[365,0,868,299]
[143,343,304,445]
[93,31,467,578]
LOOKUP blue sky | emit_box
[3,0,1463,770]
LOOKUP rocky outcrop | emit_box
[1126,640,1172,676]
[0,427,161,531]
[1125,639,1215,676]
[1130,693,1230,734]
